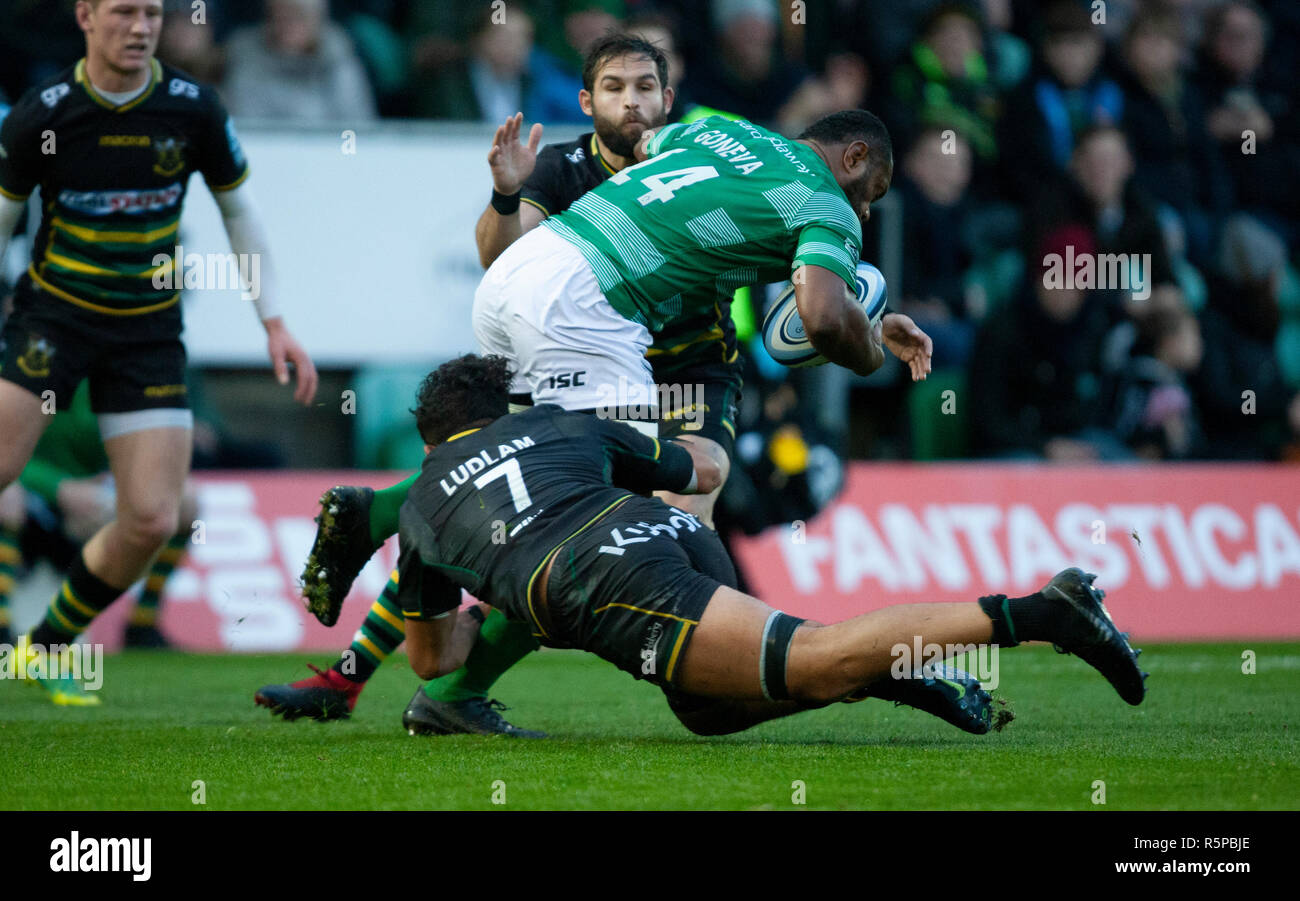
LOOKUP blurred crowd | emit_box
[3,0,1299,463]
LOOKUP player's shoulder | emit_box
[156,61,224,114]
[537,133,593,169]
[5,64,79,127]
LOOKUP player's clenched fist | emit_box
[488,112,543,196]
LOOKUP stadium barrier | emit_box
[83,465,1300,651]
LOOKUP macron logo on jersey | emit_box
[41,83,70,108]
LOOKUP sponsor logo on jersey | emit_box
[168,77,199,100]
[16,335,55,378]
[40,83,70,108]
[152,137,186,176]
[543,371,586,390]
[57,183,183,215]
[99,134,151,147]
[565,146,586,164]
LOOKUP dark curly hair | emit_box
[582,33,669,94]
[412,354,513,445]
[799,109,894,172]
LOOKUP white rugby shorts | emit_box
[473,225,658,434]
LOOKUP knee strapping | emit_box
[759,610,805,701]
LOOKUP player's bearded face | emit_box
[589,56,669,158]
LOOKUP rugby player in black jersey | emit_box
[396,354,1146,739]
[0,0,317,704]
[257,35,994,738]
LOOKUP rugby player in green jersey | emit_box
[260,37,987,738]
[0,0,317,704]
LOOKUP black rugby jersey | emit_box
[520,133,739,373]
[397,404,695,622]
[0,59,249,316]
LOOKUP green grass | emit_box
[2,643,1297,810]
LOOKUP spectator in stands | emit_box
[1108,306,1204,459]
[222,0,377,122]
[968,225,1127,460]
[1029,124,1177,321]
[1192,215,1300,459]
[980,0,1031,92]
[529,0,625,125]
[1197,0,1300,246]
[679,0,822,131]
[1116,6,1229,260]
[997,0,1124,204]
[896,126,980,368]
[157,0,224,84]
[419,5,536,121]
[887,2,1002,166]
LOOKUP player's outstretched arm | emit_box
[213,183,319,405]
[793,264,885,377]
[475,112,544,269]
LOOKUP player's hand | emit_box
[881,312,933,381]
[488,112,542,196]
[264,317,319,405]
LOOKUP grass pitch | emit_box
[2,643,1297,810]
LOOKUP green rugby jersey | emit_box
[542,115,863,332]
[0,59,248,316]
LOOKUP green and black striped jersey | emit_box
[543,115,863,333]
[0,58,248,316]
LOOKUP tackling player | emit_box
[396,354,1146,739]
[0,0,317,704]
[258,37,975,738]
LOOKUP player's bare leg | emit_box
[675,569,1147,707]
[0,380,54,489]
[17,425,190,705]
[83,426,192,587]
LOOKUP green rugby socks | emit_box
[368,474,418,546]
[422,609,540,703]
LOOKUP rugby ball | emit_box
[762,261,889,367]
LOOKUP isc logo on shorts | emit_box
[543,371,586,390]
